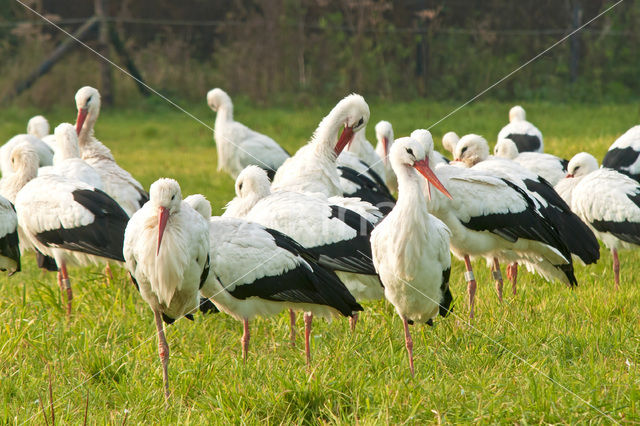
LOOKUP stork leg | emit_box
[492,257,504,303]
[402,316,414,377]
[463,255,477,319]
[506,262,518,295]
[289,309,296,347]
[57,271,63,304]
[241,318,250,362]
[612,248,620,291]
[153,310,170,400]
[304,312,313,366]
[104,263,114,286]
[60,263,72,317]
[349,312,359,332]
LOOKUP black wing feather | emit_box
[338,166,396,216]
[602,147,640,182]
[0,230,20,275]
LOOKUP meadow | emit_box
[0,97,639,424]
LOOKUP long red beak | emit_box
[566,173,574,178]
[382,137,389,165]
[334,126,355,156]
[414,158,453,200]
[157,206,169,256]
[75,108,88,135]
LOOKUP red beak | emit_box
[157,206,169,256]
[566,173,574,178]
[334,126,355,156]
[414,157,453,200]
[382,137,389,164]
[75,107,88,135]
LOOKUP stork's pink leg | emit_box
[289,309,296,347]
[506,262,518,295]
[60,263,72,317]
[612,248,620,291]
[304,312,313,365]
[464,255,477,319]
[241,318,250,362]
[492,257,504,303]
[349,312,359,332]
[402,317,414,377]
[57,271,63,304]
[153,310,170,400]
[104,263,113,286]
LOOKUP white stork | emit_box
[410,130,576,318]
[0,195,20,275]
[207,88,289,180]
[74,86,149,217]
[0,134,53,177]
[497,105,543,153]
[602,125,640,183]
[224,165,382,332]
[371,136,453,376]
[185,194,362,365]
[375,120,397,193]
[124,179,210,399]
[562,152,640,290]
[6,142,129,316]
[441,131,459,157]
[493,138,568,185]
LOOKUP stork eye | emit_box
[356,117,364,127]
[238,182,243,191]
[461,147,468,154]
[171,195,175,200]
[406,148,414,156]
[86,95,92,105]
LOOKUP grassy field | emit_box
[1,98,639,424]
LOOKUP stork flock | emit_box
[2,86,640,398]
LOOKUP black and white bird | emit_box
[497,105,543,153]
[493,138,568,185]
[561,152,640,290]
[124,179,210,399]
[602,125,640,182]
[0,195,20,275]
[74,86,149,216]
[410,130,576,318]
[0,134,53,177]
[207,88,289,180]
[186,194,362,365]
[6,142,129,316]
[371,136,453,376]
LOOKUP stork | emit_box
[494,138,568,185]
[371,136,453,376]
[185,194,362,365]
[74,86,149,217]
[602,125,640,182]
[375,120,397,193]
[6,142,129,316]
[0,195,20,275]
[563,152,640,290]
[124,179,210,399]
[497,105,543,153]
[207,88,289,180]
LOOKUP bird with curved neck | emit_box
[0,143,39,203]
[271,94,370,196]
[27,115,50,140]
[371,135,453,376]
[207,88,289,180]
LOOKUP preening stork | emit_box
[225,165,382,333]
[0,195,20,275]
[123,179,210,399]
[371,136,453,376]
[74,86,149,216]
[6,142,129,316]
[562,152,640,289]
[207,88,289,180]
[185,194,362,365]
[375,120,397,193]
[441,131,460,158]
[497,105,543,153]
[0,134,53,176]
[494,138,568,185]
[410,130,576,318]
[602,125,640,182]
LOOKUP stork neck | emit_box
[312,110,348,161]
[78,111,98,149]
[395,165,429,215]
[54,137,81,164]
[215,102,234,123]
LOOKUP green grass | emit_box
[1,99,639,424]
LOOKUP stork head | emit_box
[74,86,101,135]
[375,120,394,164]
[26,115,50,139]
[441,131,460,155]
[184,194,212,219]
[206,88,232,112]
[454,134,489,167]
[566,152,598,178]
[10,140,39,174]
[494,138,519,159]
[54,123,82,161]
[150,178,183,255]
[234,165,271,199]
[509,105,526,122]
[319,94,369,156]
[392,133,452,200]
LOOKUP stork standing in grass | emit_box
[124,179,210,399]
[207,88,289,180]
[371,136,453,376]
[497,105,543,153]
